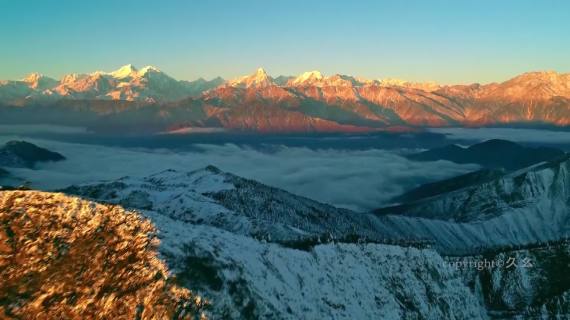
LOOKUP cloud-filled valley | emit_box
[0,135,479,211]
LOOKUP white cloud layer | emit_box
[0,136,479,211]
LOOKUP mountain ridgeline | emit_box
[407,139,566,170]
[0,141,66,181]
[0,141,65,168]
[1,66,570,133]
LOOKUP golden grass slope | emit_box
[0,190,206,319]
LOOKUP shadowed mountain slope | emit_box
[408,139,565,170]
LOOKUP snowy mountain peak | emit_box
[228,67,275,88]
[21,72,58,90]
[303,70,323,79]
[203,164,222,174]
[60,73,87,84]
[22,72,43,83]
[379,78,408,86]
[42,64,216,101]
[139,65,162,75]
[252,67,271,82]
[378,78,440,91]
[255,67,268,76]
[110,64,139,78]
[326,74,361,86]
[287,71,363,87]
[496,70,570,99]
[289,70,324,86]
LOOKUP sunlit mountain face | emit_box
[0,64,224,103]
[1,66,570,133]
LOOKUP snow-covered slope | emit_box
[450,240,570,318]
[62,166,396,242]
[147,210,487,319]
[62,161,570,256]
[380,154,570,222]
[372,156,570,253]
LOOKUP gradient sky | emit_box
[1,0,569,84]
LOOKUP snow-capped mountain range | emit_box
[0,64,224,103]
[1,65,569,133]
[1,64,441,103]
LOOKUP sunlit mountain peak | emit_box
[228,67,275,88]
[109,64,139,79]
[289,70,324,86]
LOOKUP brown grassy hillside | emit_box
[0,191,206,319]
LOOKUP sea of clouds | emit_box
[4,126,569,211]
[0,134,479,211]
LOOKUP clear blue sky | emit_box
[1,0,569,83]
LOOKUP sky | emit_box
[1,0,569,84]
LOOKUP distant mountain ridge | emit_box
[376,154,570,223]
[390,168,507,204]
[0,64,224,103]
[407,139,566,170]
[0,141,65,168]
[1,66,570,132]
